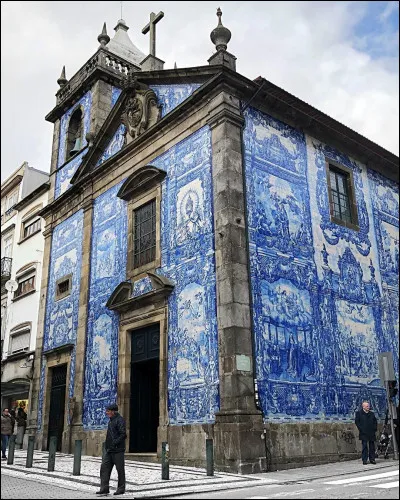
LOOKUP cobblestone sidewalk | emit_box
[1,449,277,498]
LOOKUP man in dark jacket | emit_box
[355,400,378,465]
[97,403,127,496]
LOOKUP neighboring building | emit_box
[1,162,49,415]
[27,10,398,472]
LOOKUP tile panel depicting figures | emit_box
[243,106,399,423]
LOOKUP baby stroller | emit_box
[376,422,393,459]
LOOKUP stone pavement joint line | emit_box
[1,450,277,498]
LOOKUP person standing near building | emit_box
[355,400,377,465]
[15,406,27,449]
[96,403,127,496]
[1,408,14,459]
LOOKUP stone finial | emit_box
[98,22,110,47]
[174,61,177,69]
[57,66,67,87]
[210,7,231,51]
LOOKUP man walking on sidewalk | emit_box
[355,400,377,465]
[96,403,127,496]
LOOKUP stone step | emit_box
[125,452,159,464]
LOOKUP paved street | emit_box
[176,466,399,499]
[1,448,398,499]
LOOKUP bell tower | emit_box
[45,19,145,200]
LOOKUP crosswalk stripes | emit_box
[324,469,398,485]
[246,470,399,498]
[369,480,399,489]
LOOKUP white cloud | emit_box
[1,1,398,182]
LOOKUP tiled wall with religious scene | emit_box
[244,106,398,423]
[152,126,220,425]
[38,210,84,430]
[150,84,202,118]
[83,182,128,429]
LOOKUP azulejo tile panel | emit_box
[244,106,391,423]
[82,182,128,429]
[312,139,371,256]
[54,148,88,199]
[111,86,122,107]
[152,126,220,425]
[95,124,126,168]
[132,277,153,297]
[149,84,202,118]
[57,91,92,169]
[38,210,84,429]
[367,169,399,288]
[37,360,47,431]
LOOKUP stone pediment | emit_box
[106,271,174,312]
[117,165,166,201]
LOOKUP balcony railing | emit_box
[1,257,12,281]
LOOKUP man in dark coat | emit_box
[96,403,127,496]
[355,400,377,465]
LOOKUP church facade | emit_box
[27,10,399,473]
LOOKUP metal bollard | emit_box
[47,436,57,471]
[206,438,214,476]
[161,441,169,480]
[73,439,82,476]
[26,436,35,468]
[7,435,16,465]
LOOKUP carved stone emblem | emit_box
[122,88,161,141]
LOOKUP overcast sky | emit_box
[1,1,399,182]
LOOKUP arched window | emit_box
[66,107,83,159]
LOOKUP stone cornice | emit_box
[207,108,245,129]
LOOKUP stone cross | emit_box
[142,11,164,57]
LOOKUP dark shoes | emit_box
[363,461,368,465]
[113,490,125,496]
[96,490,109,496]
[370,460,376,464]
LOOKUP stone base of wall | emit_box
[26,420,379,474]
[265,421,364,471]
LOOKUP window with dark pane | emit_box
[23,218,41,238]
[55,274,72,300]
[134,200,156,268]
[15,275,35,298]
[329,166,353,224]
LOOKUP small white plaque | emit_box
[236,354,251,372]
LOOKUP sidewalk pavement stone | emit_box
[1,449,277,498]
[1,450,398,498]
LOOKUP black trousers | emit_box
[361,440,375,463]
[100,451,126,491]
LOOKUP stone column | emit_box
[70,196,94,447]
[25,220,53,449]
[207,91,265,474]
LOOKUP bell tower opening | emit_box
[66,107,83,158]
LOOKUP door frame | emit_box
[47,363,68,451]
[42,348,73,451]
[118,311,168,454]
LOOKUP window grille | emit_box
[133,200,156,268]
